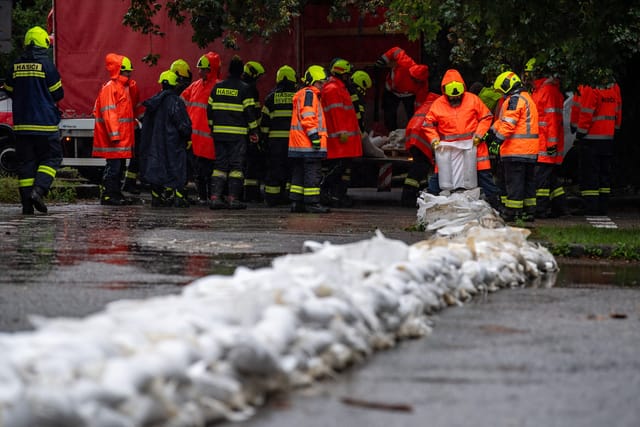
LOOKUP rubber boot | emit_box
[30,186,48,213]
[20,187,34,215]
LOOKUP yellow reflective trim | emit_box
[37,165,57,178]
[229,170,244,179]
[19,178,35,188]
[212,169,227,178]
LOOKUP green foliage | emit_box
[0,0,51,78]
[0,176,77,204]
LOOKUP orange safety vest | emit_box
[493,89,539,162]
[92,53,135,159]
[289,86,327,157]
[424,69,493,170]
[321,76,362,159]
[576,83,621,141]
[531,76,565,164]
[182,71,219,160]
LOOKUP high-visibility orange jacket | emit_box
[320,76,362,159]
[531,76,565,165]
[380,46,430,109]
[181,53,221,159]
[289,85,327,158]
[492,88,539,162]
[404,92,439,164]
[575,83,622,141]
[92,53,135,159]
[129,79,145,121]
[423,69,493,170]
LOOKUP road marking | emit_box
[585,216,618,229]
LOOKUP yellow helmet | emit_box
[170,59,192,79]
[24,26,50,49]
[494,71,522,94]
[120,56,133,72]
[443,80,465,97]
[330,58,352,75]
[303,65,327,86]
[524,57,536,73]
[244,61,265,78]
[351,71,372,92]
[276,65,296,83]
[158,70,178,86]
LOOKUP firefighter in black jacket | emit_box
[261,65,298,206]
[207,56,259,209]
[4,26,64,215]
[241,60,266,202]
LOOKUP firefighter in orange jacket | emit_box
[93,53,136,206]
[288,65,330,214]
[574,74,622,215]
[423,70,496,204]
[375,46,430,132]
[320,58,362,207]
[401,91,439,207]
[485,71,539,222]
[181,52,221,204]
[524,58,569,218]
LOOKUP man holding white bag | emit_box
[423,69,497,205]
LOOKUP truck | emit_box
[1,1,421,185]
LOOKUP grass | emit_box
[0,168,78,204]
[531,225,640,261]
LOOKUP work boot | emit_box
[173,189,190,208]
[101,194,127,206]
[121,178,140,194]
[151,189,166,207]
[290,201,306,213]
[209,195,227,210]
[227,196,247,210]
[30,186,48,213]
[22,204,34,215]
[305,203,330,214]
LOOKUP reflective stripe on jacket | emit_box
[92,53,135,159]
[492,88,539,162]
[531,77,565,164]
[207,76,258,143]
[576,84,621,141]
[320,76,362,159]
[288,86,327,158]
[182,75,217,159]
[405,92,439,164]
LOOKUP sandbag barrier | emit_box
[0,190,557,427]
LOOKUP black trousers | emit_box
[382,89,415,132]
[211,140,247,199]
[290,158,322,204]
[502,160,536,217]
[264,139,290,205]
[578,140,612,215]
[16,132,62,208]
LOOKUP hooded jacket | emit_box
[380,47,430,107]
[320,76,362,159]
[404,92,439,163]
[92,53,136,159]
[181,52,221,159]
[423,69,493,170]
[139,88,192,189]
[531,76,565,164]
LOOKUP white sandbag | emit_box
[435,140,477,191]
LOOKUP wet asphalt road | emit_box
[0,190,639,427]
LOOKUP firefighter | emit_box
[423,69,495,203]
[574,71,622,216]
[350,70,373,132]
[374,46,430,132]
[261,65,297,207]
[485,71,539,222]
[401,91,439,207]
[170,59,193,94]
[241,60,267,202]
[4,26,64,215]
[181,52,221,204]
[207,55,259,210]
[120,73,145,195]
[92,53,136,206]
[320,58,362,208]
[138,70,192,207]
[289,65,330,214]
[524,58,569,218]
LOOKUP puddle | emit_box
[555,260,640,287]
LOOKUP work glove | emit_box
[488,139,502,156]
[339,132,349,143]
[309,132,321,150]
[546,144,557,156]
[186,140,192,150]
[570,125,577,134]
[574,132,586,142]
[473,136,482,146]
[249,132,259,143]
[431,139,441,150]
[483,129,497,144]
[374,57,387,68]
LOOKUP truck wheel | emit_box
[0,130,18,175]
